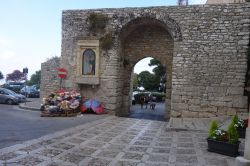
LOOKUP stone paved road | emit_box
[0,104,108,149]
[0,116,237,166]
[129,103,166,121]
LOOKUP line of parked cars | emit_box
[20,85,40,98]
[0,87,26,105]
[0,83,40,105]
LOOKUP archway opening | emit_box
[129,57,166,121]
[118,17,174,120]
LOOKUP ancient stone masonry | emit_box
[41,3,250,118]
[41,57,61,98]
[206,0,246,4]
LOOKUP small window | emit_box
[82,49,96,75]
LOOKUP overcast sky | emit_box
[0,0,206,84]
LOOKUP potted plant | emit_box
[207,119,240,157]
[233,115,248,138]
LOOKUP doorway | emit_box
[129,57,166,121]
[118,17,174,120]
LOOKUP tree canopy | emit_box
[148,59,165,79]
[26,70,41,87]
[138,71,160,91]
[0,71,3,80]
[148,58,166,92]
[6,70,24,82]
[132,73,139,90]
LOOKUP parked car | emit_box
[3,82,25,93]
[0,88,26,104]
[20,86,40,98]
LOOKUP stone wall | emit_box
[40,57,60,98]
[169,4,250,117]
[41,3,250,117]
[206,0,246,4]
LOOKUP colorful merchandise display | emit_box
[40,90,81,117]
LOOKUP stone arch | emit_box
[114,11,182,42]
[117,16,177,118]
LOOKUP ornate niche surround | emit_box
[76,40,100,85]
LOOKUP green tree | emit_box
[26,70,41,87]
[149,59,165,78]
[132,73,139,90]
[0,71,3,80]
[138,71,159,91]
[149,59,166,91]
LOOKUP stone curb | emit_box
[18,103,40,111]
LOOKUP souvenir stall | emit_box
[40,90,81,117]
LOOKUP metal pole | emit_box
[25,73,27,105]
[60,78,62,89]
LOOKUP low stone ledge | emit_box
[235,157,250,166]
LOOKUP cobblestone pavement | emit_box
[0,116,238,166]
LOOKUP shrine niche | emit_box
[76,40,100,85]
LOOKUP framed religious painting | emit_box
[82,49,96,75]
[76,40,100,85]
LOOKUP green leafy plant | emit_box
[208,120,218,138]
[208,120,228,141]
[211,129,228,141]
[228,122,239,144]
[232,115,247,128]
[88,12,108,32]
[100,32,112,50]
[232,115,238,125]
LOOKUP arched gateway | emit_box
[117,17,177,117]
[41,4,250,119]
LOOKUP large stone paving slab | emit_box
[0,116,241,165]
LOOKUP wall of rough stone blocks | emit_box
[206,0,246,4]
[40,57,61,98]
[41,3,250,117]
[169,4,250,117]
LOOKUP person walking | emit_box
[152,96,156,110]
[145,95,149,109]
[149,95,156,110]
[140,95,145,109]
